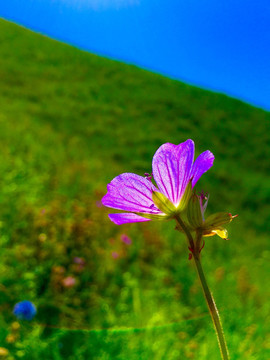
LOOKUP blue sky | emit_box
[1,0,270,110]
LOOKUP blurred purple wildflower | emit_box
[62,276,76,288]
[111,251,119,259]
[73,257,86,272]
[102,140,214,225]
[96,200,103,208]
[13,301,36,321]
[73,257,85,265]
[121,234,132,245]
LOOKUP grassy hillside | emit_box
[0,18,269,359]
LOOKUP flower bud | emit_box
[202,213,237,240]
[203,212,233,230]
[187,193,203,228]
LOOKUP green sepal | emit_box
[176,180,192,212]
[152,191,176,215]
[134,212,170,221]
[203,212,232,230]
[187,193,203,228]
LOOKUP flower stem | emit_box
[193,254,230,360]
[174,214,195,250]
[175,216,230,360]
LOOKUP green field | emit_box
[0,18,269,359]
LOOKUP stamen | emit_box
[199,190,208,201]
[198,191,209,220]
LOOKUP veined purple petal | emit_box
[152,140,194,205]
[191,150,215,187]
[109,213,151,225]
[102,173,161,214]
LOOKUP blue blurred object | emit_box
[13,300,37,320]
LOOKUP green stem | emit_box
[193,254,230,360]
[174,214,195,250]
[175,216,230,360]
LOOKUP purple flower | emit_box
[13,301,37,321]
[73,257,85,265]
[62,276,76,288]
[111,251,119,259]
[121,234,132,245]
[102,140,214,225]
[96,200,103,208]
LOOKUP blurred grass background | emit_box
[0,18,269,359]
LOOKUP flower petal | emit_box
[102,173,161,213]
[215,228,229,240]
[190,150,214,187]
[109,213,151,225]
[152,140,194,205]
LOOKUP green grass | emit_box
[0,18,269,359]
